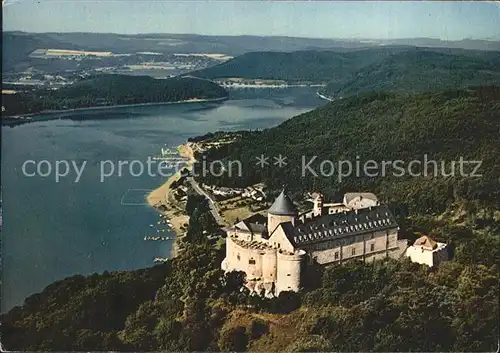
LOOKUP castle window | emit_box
[287,274,291,276]
[370,243,375,252]
[249,259,256,265]
[334,252,339,260]
[237,254,240,261]
[352,248,356,256]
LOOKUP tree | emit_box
[218,326,249,352]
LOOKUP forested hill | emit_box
[188,48,403,83]
[189,47,500,97]
[1,75,228,117]
[323,49,500,97]
[195,86,500,215]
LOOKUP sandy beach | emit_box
[147,142,197,257]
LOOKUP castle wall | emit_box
[365,251,390,262]
[324,203,350,214]
[303,228,398,265]
[224,237,264,279]
[262,250,278,282]
[276,250,305,294]
[406,242,448,267]
[313,197,323,217]
[268,214,295,235]
[433,246,449,266]
[387,229,398,248]
[268,225,295,253]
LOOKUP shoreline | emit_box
[2,96,228,121]
[146,143,197,258]
[220,83,326,89]
[316,91,335,101]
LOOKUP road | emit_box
[187,177,225,226]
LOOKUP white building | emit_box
[406,235,449,267]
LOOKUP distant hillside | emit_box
[2,32,81,72]
[1,75,228,117]
[188,48,410,83]
[323,49,500,97]
[5,31,499,58]
[188,51,349,83]
[190,47,500,95]
[4,31,500,76]
[195,86,500,215]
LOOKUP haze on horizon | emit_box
[3,1,500,41]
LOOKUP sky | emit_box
[3,1,500,40]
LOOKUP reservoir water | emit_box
[1,88,325,312]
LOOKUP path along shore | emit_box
[147,143,196,258]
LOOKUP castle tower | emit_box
[267,188,297,234]
[276,250,305,294]
[313,193,324,217]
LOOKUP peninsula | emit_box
[1,74,228,120]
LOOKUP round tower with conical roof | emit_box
[267,188,297,235]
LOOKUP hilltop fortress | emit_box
[221,190,409,297]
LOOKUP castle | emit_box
[221,189,409,297]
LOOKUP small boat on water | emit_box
[153,257,169,263]
[144,235,173,241]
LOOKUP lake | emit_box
[1,87,325,312]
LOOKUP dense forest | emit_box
[195,86,500,217]
[1,74,228,116]
[1,190,498,351]
[324,49,500,97]
[190,47,500,97]
[189,50,373,83]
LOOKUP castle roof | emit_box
[233,214,267,235]
[268,189,297,216]
[292,204,397,245]
[414,235,438,250]
[343,192,378,205]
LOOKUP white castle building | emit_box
[221,189,409,296]
[406,235,449,267]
